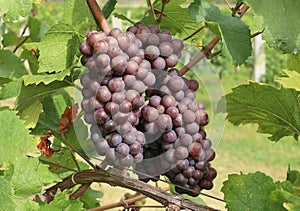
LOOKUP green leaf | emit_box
[0,78,22,100]
[23,69,71,85]
[222,172,283,211]
[102,0,118,19]
[0,110,33,163]
[276,70,300,91]
[80,187,103,209]
[270,189,300,211]
[39,190,83,211]
[189,0,252,65]
[218,82,300,141]
[287,168,300,196]
[31,89,72,134]
[39,148,78,174]
[0,0,33,22]
[0,178,17,211]
[0,49,28,81]
[20,48,39,74]
[37,23,80,73]
[29,16,48,42]
[142,0,201,42]
[2,31,18,47]
[245,0,300,53]
[15,199,39,211]
[7,157,60,197]
[15,80,71,128]
[288,53,300,73]
[113,13,135,25]
[61,0,98,35]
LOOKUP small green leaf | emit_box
[142,0,201,42]
[80,187,103,209]
[0,49,28,81]
[29,16,48,42]
[37,23,80,73]
[23,69,71,85]
[7,157,60,197]
[2,31,18,47]
[62,0,98,35]
[0,110,33,163]
[20,48,39,74]
[245,0,300,53]
[114,13,135,24]
[189,0,252,65]
[222,172,283,211]
[288,53,300,73]
[39,148,78,174]
[0,78,22,100]
[39,190,83,211]
[31,89,72,134]
[287,168,300,196]
[16,80,71,128]
[15,198,39,211]
[276,70,300,91]
[0,0,33,22]
[218,82,300,141]
[102,0,118,19]
[270,189,300,211]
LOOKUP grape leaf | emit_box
[189,0,252,65]
[39,148,78,174]
[288,53,300,73]
[218,82,300,142]
[2,31,18,47]
[39,190,83,211]
[0,0,33,22]
[287,168,300,196]
[102,0,118,19]
[0,78,22,100]
[31,89,72,134]
[276,70,300,91]
[0,177,17,211]
[245,0,300,54]
[0,110,33,163]
[15,198,39,211]
[80,187,103,209]
[270,189,300,211]
[15,80,71,128]
[20,48,39,74]
[0,49,28,81]
[29,16,48,42]
[23,69,71,85]
[37,23,80,73]
[62,0,98,35]
[222,172,283,211]
[114,13,135,24]
[142,0,201,42]
[6,157,60,197]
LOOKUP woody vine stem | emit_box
[44,0,250,210]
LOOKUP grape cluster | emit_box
[79,23,216,196]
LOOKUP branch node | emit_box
[71,173,78,185]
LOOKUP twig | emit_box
[180,3,250,76]
[157,0,168,24]
[45,170,218,211]
[86,0,110,33]
[61,133,96,169]
[183,25,205,41]
[89,188,168,211]
[147,0,157,23]
[251,29,265,38]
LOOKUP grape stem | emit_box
[179,3,250,76]
[86,0,110,33]
[44,170,217,211]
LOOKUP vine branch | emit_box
[45,169,218,211]
[86,0,110,33]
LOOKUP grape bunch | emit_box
[79,22,216,196]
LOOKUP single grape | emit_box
[145,45,160,61]
[108,133,122,147]
[94,108,109,124]
[174,173,188,185]
[111,55,128,75]
[152,57,166,70]
[159,42,173,57]
[176,159,189,170]
[96,86,112,103]
[175,146,189,160]
[115,143,130,157]
[165,54,178,67]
